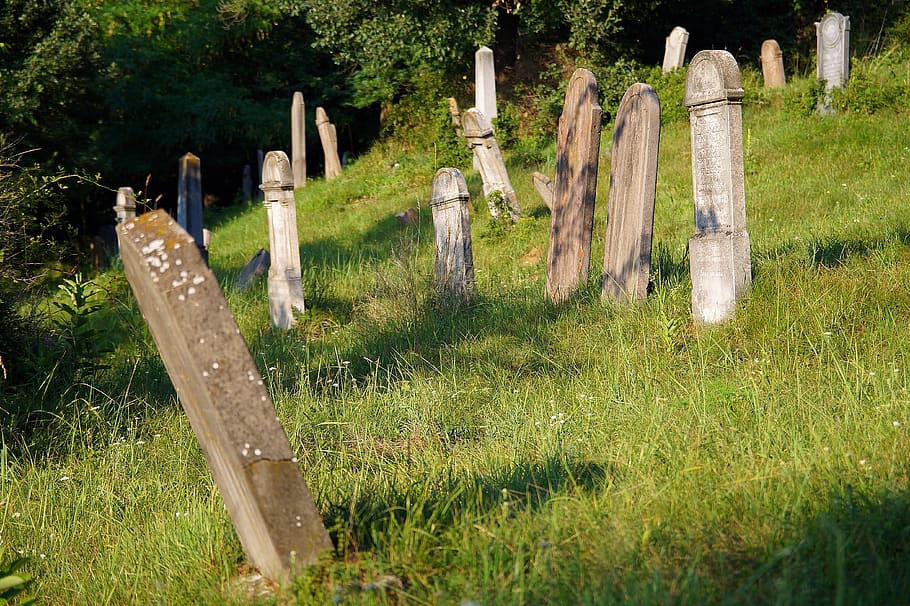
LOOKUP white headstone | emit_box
[113,187,137,224]
[475,46,497,121]
[461,108,520,222]
[662,26,689,73]
[816,12,850,90]
[291,92,306,188]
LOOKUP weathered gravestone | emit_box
[316,107,343,180]
[816,12,850,91]
[257,149,264,200]
[531,172,554,210]
[447,97,463,138]
[461,108,521,222]
[760,39,786,88]
[113,187,137,224]
[116,210,332,580]
[662,26,689,73]
[261,151,306,329]
[475,46,497,121]
[235,249,270,291]
[291,92,307,188]
[177,153,206,262]
[683,50,752,324]
[430,168,475,300]
[242,165,253,204]
[545,68,602,304]
[602,83,661,304]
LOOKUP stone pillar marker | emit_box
[116,210,332,580]
[242,165,252,203]
[430,168,475,300]
[602,83,661,304]
[461,108,520,222]
[257,149,264,200]
[816,12,850,91]
[260,151,306,329]
[760,40,786,88]
[683,50,752,324]
[316,107,342,180]
[113,187,137,224]
[475,46,497,121]
[546,68,602,304]
[662,26,689,73]
[291,92,307,188]
[177,152,205,261]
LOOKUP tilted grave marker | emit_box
[662,26,689,73]
[461,108,521,222]
[816,12,850,91]
[475,46,497,121]
[760,39,786,88]
[683,50,751,324]
[546,68,602,304]
[113,187,137,224]
[117,210,332,580]
[430,168,475,300]
[235,248,270,291]
[177,153,206,262]
[531,172,554,210]
[291,92,307,188]
[260,151,306,329]
[316,107,343,180]
[242,165,253,204]
[602,83,661,304]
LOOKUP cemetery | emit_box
[3,3,910,604]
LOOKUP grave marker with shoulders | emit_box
[430,168,475,300]
[316,107,343,180]
[177,153,206,263]
[475,46,497,121]
[760,40,786,88]
[662,26,689,73]
[816,12,850,91]
[461,108,520,222]
[291,92,307,188]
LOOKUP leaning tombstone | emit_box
[662,26,689,73]
[316,107,343,180]
[545,68,602,304]
[242,165,253,204]
[291,92,307,188]
[430,168,475,300]
[113,187,137,224]
[816,12,850,93]
[461,108,520,222]
[117,210,332,580]
[683,50,752,324]
[602,83,661,304]
[261,151,306,329]
[177,153,206,263]
[760,40,786,88]
[235,249,270,291]
[531,172,554,210]
[475,46,497,121]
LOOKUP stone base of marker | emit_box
[689,232,751,324]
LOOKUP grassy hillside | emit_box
[4,62,910,604]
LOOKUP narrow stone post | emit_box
[602,83,661,304]
[475,46,497,121]
[531,172,554,210]
[447,97,463,138]
[291,92,307,188]
[430,168,475,300]
[117,210,332,580]
[662,26,689,73]
[760,40,786,88]
[257,149,264,199]
[545,68,602,304]
[260,151,306,329]
[461,108,520,222]
[177,152,206,262]
[684,50,752,324]
[113,187,137,224]
[315,107,342,180]
[816,12,850,91]
[242,165,253,203]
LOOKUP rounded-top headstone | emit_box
[683,50,744,107]
[430,168,469,207]
[461,108,494,139]
[820,12,847,47]
[261,151,293,193]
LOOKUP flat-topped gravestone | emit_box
[316,107,342,180]
[662,26,689,73]
[461,108,520,222]
[177,153,206,262]
[760,39,786,88]
[430,168,475,300]
[816,12,850,91]
[475,46,497,121]
[261,151,306,329]
[117,210,332,580]
[602,83,660,304]
[546,68,602,304]
[291,92,307,188]
[242,165,253,203]
[114,187,137,224]
[684,50,752,324]
[532,172,554,210]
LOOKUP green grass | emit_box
[4,64,910,604]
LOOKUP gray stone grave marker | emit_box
[683,50,752,324]
[177,153,206,262]
[261,151,306,329]
[602,83,661,304]
[242,165,253,203]
[291,92,307,188]
[531,172,553,210]
[113,187,137,224]
[816,12,850,91]
[447,97,463,138]
[546,68,602,304]
[760,39,786,88]
[257,149,264,200]
[235,249,270,291]
[116,210,332,580]
[475,46,497,121]
[662,26,689,73]
[430,168,475,300]
[461,108,520,222]
[316,107,342,180]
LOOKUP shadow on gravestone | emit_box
[316,107,343,180]
[177,152,206,264]
[430,168,475,301]
[117,210,332,580]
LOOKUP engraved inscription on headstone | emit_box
[291,92,307,188]
[760,40,786,88]
[662,26,690,73]
[461,108,521,222]
[475,46,497,121]
[816,12,850,91]
[430,168,475,300]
